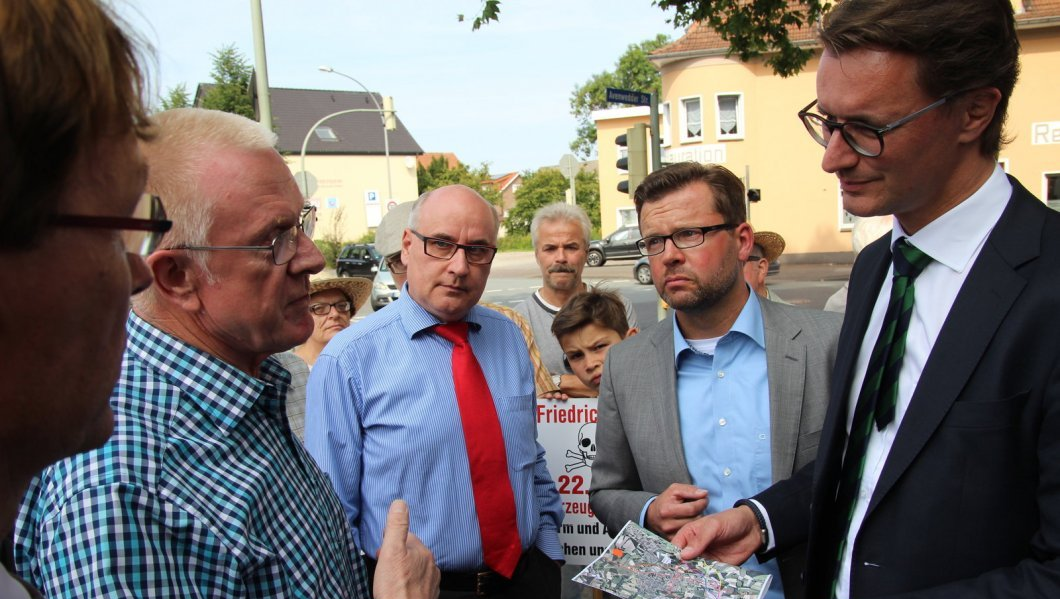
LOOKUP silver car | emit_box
[370,258,401,310]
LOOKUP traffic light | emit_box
[747,188,761,202]
[616,123,648,198]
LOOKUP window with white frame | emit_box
[1045,172,1060,211]
[716,93,744,140]
[661,102,672,147]
[617,207,638,228]
[838,186,856,231]
[681,97,703,142]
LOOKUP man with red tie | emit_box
[306,184,564,598]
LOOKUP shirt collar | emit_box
[393,287,485,339]
[896,164,1011,275]
[126,312,289,433]
[672,285,766,366]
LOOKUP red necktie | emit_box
[434,322,522,578]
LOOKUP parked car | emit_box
[587,225,641,267]
[633,257,653,285]
[632,255,781,285]
[370,258,401,310]
[336,243,382,278]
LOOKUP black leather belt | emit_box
[439,569,512,596]
[364,555,516,597]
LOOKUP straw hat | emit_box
[752,231,786,263]
[374,201,415,257]
[308,277,372,312]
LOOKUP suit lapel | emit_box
[648,313,692,482]
[868,181,1039,512]
[813,238,891,505]
[760,300,806,482]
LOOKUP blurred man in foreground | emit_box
[0,1,165,595]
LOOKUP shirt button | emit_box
[717,371,725,378]
[723,467,732,477]
[758,433,767,440]
[719,418,727,426]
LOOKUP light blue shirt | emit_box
[305,293,564,571]
[672,290,782,599]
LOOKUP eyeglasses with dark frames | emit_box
[636,223,737,257]
[48,193,172,257]
[410,229,497,265]
[384,254,406,274]
[309,300,352,316]
[169,204,316,266]
[797,93,958,158]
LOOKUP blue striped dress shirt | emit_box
[305,294,564,571]
[14,313,370,598]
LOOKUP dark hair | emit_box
[634,162,746,225]
[551,289,630,342]
[0,0,152,248]
[820,0,1019,158]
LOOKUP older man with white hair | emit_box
[15,108,437,599]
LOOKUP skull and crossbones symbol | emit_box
[565,423,596,472]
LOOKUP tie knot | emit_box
[892,237,932,279]
[434,321,470,345]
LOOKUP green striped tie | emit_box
[829,237,932,597]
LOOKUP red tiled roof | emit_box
[417,153,461,170]
[654,1,1060,57]
[482,172,520,192]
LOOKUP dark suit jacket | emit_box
[758,177,1060,598]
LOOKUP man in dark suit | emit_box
[672,1,1060,598]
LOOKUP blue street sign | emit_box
[606,87,652,107]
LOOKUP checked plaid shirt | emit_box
[14,313,370,598]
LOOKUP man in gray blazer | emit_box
[589,162,840,599]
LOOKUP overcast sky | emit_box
[116,1,680,175]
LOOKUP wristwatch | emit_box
[551,374,562,389]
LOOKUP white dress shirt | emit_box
[834,165,1012,598]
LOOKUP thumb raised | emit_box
[379,499,410,555]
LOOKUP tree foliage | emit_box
[505,168,600,236]
[200,44,255,118]
[416,156,503,207]
[160,83,190,110]
[569,35,670,159]
[658,0,831,77]
[469,1,831,78]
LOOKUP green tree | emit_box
[569,35,670,158]
[505,168,600,236]
[416,156,502,207]
[200,44,254,118]
[160,83,190,110]
[469,1,832,77]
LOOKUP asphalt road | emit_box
[341,251,853,325]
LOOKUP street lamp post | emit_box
[318,66,394,201]
[299,108,389,201]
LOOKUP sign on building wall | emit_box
[365,190,380,204]
[662,144,727,165]
[1032,122,1060,145]
[537,399,612,566]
